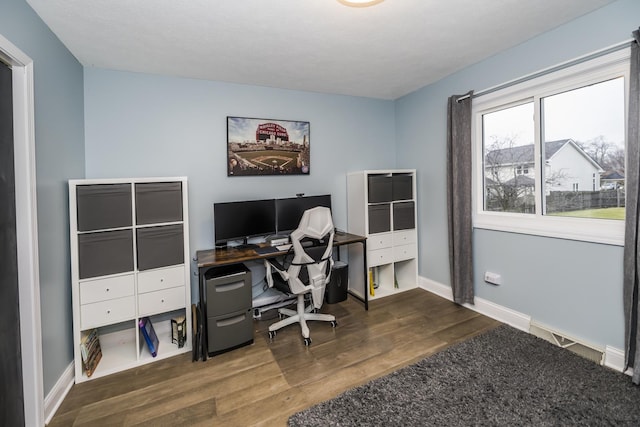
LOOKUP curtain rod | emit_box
[456,37,634,103]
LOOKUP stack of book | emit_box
[80,328,102,377]
[171,315,187,348]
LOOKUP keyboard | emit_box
[255,246,279,255]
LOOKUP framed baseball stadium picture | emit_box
[227,116,311,176]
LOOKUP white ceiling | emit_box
[26,0,615,100]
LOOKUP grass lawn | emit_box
[549,207,625,220]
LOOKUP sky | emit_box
[483,76,625,149]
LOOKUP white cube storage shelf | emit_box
[69,177,191,382]
[347,170,418,300]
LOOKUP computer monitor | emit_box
[214,198,276,247]
[275,194,332,235]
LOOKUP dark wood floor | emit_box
[47,288,500,426]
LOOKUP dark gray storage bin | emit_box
[367,175,392,203]
[368,203,391,234]
[78,229,134,279]
[76,184,132,231]
[205,264,252,316]
[207,308,254,355]
[325,261,348,304]
[392,174,413,201]
[136,224,184,271]
[135,182,183,225]
[393,201,415,230]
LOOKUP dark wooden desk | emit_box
[196,232,369,309]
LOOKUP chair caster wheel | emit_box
[303,337,312,346]
[331,320,338,328]
[268,331,276,340]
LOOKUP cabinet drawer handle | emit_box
[107,309,111,314]
[105,288,110,292]
[161,299,165,303]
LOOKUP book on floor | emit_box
[139,316,160,357]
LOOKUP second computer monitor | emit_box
[276,195,332,234]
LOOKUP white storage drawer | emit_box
[81,296,135,329]
[393,230,416,246]
[367,233,393,250]
[393,244,416,262]
[80,274,134,305]
[368,247,393,267]
[138,286,185,317]
[137,265,185,294]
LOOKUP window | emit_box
[483,102,535,214]
[473,49,629,245]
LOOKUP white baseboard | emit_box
[418,275,627,373]
[418,276,530,332]
[45,362,74,424]
[604,345,630,374]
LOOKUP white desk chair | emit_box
[264,206,337,345]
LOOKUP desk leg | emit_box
[346,239,369,311]
[362,240,368,310]
[197,267,207,361]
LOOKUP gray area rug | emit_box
[289,325,640,426]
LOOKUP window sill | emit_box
[473,213,624,246]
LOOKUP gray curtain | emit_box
[447,92,474,305]
[624,28,640,385]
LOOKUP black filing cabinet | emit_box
[202,264,253,355]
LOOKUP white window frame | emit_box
[472,48,630,246]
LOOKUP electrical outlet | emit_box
[484,271,502,285]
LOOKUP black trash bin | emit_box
[325,261,348,304]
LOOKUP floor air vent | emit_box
[529,321,604,365]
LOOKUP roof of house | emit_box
[485,139,602,171]
[601,170,625,180]
[504,175,536,187]
[485,175,535,187]
[484,175,536,187]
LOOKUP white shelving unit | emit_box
[69,177,191,383]
[347,170,418,301]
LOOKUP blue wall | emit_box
[84,68,396,295]
[2,0,638,405]
[0,0,85,395]
[396,0,639,348]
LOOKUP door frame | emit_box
[0,33,44,427]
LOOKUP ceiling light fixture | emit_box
[337,0,384,7]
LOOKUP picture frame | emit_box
[227,116,310,176]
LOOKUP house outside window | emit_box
[473,49,629,245]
